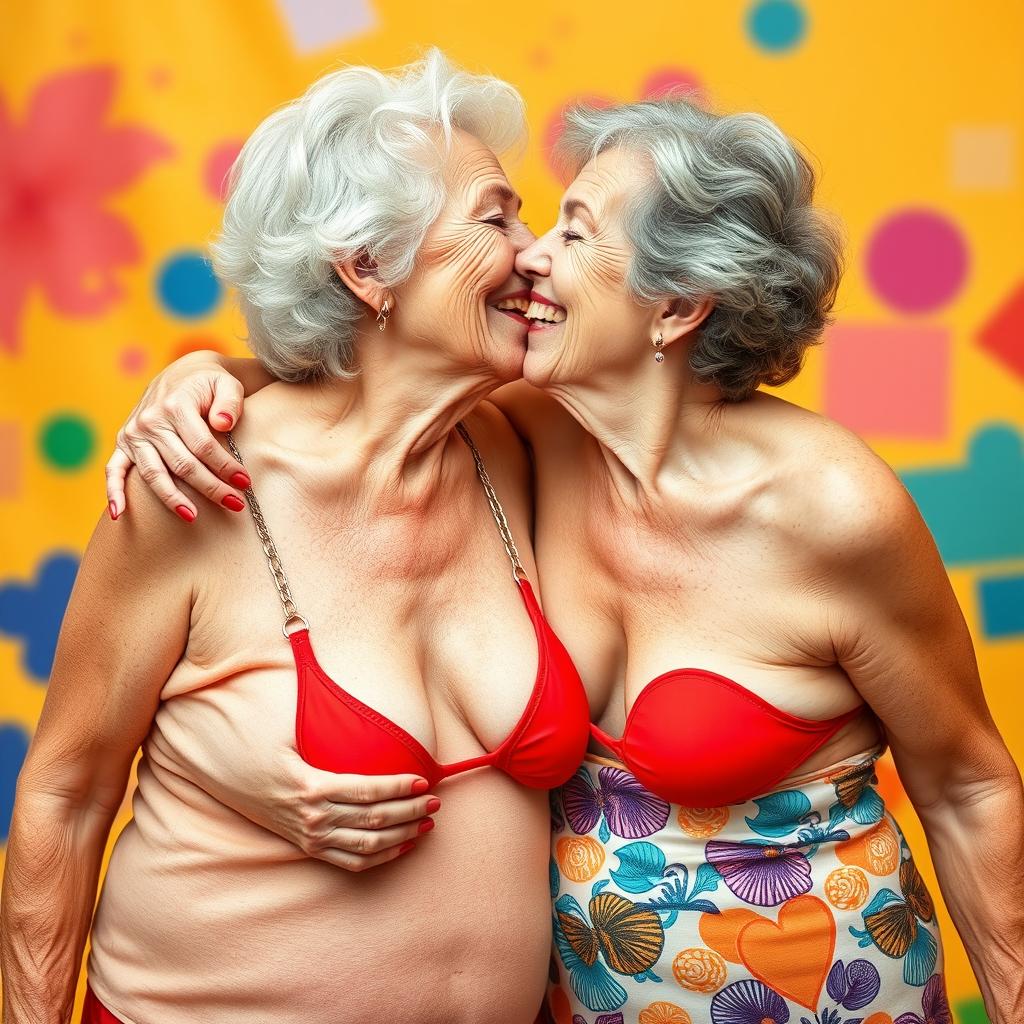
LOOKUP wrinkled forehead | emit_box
[562,146,650,223]
[441,127,519,210]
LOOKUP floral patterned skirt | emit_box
[546,747,950,1024]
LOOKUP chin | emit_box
[483,322,528,382]
[522,346,556,389]
[492,345,527,383]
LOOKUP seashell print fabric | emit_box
[547,748,950,1024]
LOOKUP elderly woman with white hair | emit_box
[0,53,593,1024]
[102,89,1024,1023]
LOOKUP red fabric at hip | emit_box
[82,985,126,1024]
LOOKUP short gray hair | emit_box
[212,50,526,381]
[555,100,844,400]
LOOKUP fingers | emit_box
[321,773,432,805]
[177,407,250,492]
[328,793,441,832]
[104,448,132,519]
[294,771,441,872]
[320,816,435,860]
[208,374,244,434]
[152,410,248,511]
[125,438,199,522]
[314,838,421,873]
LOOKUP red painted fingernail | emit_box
[426,798,441,814]
[222,494,245,512]
[417,818,435,835]
[229,471,251,489]
[108,501,119,521]
[399,841,416,854]
[411,779,429,795]
[215,412,233,429]
[175,505,196,523]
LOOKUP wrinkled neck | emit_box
[545,349,733,496]
[267,325,504,508]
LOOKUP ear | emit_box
[649,295,714,347]
[333,256,394,318]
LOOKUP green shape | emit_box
[956,995,990,1023]
[900,424,1024,566]
[39,414,95,471]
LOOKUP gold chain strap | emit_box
[225,433,308,638]
[226,424,526,634]
[455,422,527,583]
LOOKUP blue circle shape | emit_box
[747,0,807,52]
[157,251,222,319]
[1,723,31,842]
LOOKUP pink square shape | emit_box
[824,324,949,440]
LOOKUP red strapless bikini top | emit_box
[228,425,591,791]
[591,668,864,808]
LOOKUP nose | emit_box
[512,219,538,251]
[515,233,550,280]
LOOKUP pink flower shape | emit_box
[0,66,174,351]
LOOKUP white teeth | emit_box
[493,296,566,324]
[526,299,566,324]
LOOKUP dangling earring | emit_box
[653,333,665,363]
[376,299,391,332]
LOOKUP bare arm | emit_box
[0,475,192,1023]
[825,468,1024,1022]
[105,351,275,520]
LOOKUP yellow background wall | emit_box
[1,3,1021,1022]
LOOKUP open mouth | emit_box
[524,290,566,331]
[492,290,567,331]
[491,289,532,326]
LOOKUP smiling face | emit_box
[394,129,536,383]
[515,146,657,389]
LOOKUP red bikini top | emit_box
[591,668,864,808]
[229,424,591,790]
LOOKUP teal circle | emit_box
[39,414,95,470]
[748,0,807,52]
[156,251,222,319]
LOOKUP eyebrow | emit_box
[476,183,523,212]
[562,197,595,227]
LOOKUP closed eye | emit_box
[560,229,582,243]
[484,216,509,229]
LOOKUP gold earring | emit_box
[653,333,665,363]
[376,299,391,332]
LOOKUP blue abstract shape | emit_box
[747,0,807,52]
[978,574,1024,638]
[1,723,31,842]
[156,251,222,318]
[900,425,1024,566]
[0,551,79,682]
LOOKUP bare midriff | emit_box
[88,661,551,1024]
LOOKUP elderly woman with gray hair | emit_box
[0,53,594,1024]
[36,66,1024,1024]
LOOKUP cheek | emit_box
[572,237,630,296]
[555,243,638,372]
[557,241,632,338]
[426,224,513,295]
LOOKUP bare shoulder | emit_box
[757,397,929,567]
[111,466,204,563]
[106,458,230,588]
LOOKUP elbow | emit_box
[915,763,1024,824]
[15,747,131,817]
